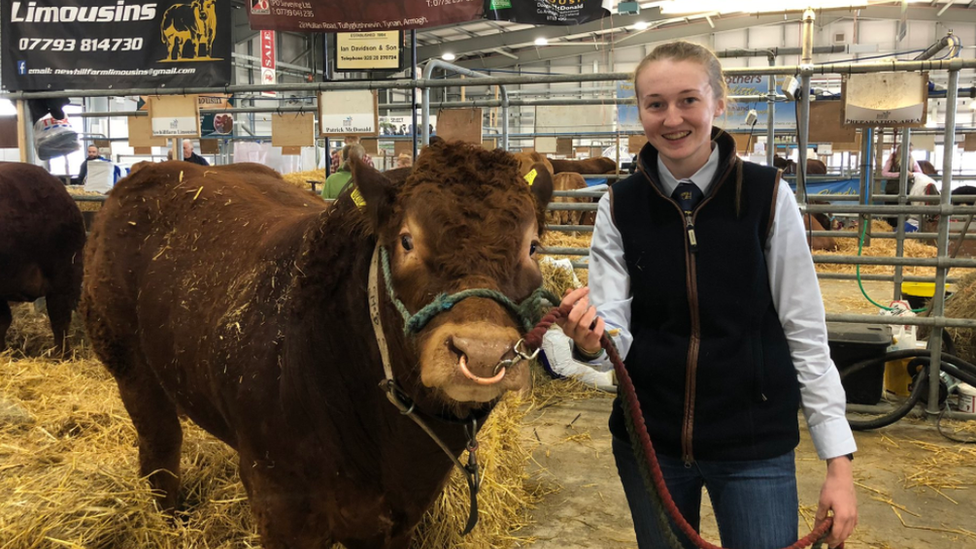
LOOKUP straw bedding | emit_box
[280,169,326,192]
[0,353,554,549]
[65,186,104,212]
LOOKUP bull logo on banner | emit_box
[160,0,219,61]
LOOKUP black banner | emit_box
[1,0,231,91]
[485,0,611,25]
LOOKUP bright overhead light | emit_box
[534,37,548,46]
[442,52,456,61]
[632,21,648,30]
[659,0,866,14]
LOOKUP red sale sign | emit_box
[261,30,276,95]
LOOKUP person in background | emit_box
[182,139,210,166]
[396,153,413,169]
[330,136,373,174]
[322,143,364,200]
[77,145,106,184]
[556,40,856,549]
[881,142,921,179]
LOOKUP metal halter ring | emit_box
[491,338,540,375]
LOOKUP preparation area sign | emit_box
[1,0,231,91]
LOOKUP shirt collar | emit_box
[656,143,721,197]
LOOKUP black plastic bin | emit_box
[826,323,892,405]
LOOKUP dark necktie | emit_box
[671,180,702,252]
[671,180,703,215]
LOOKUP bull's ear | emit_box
[349,155,396,232]
[524,161,553,218]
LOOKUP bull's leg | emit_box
[0,301,11,353]
[45,292,74,357]
[240,467,332,549]
[106,348,184,511]
[342,532,413,549]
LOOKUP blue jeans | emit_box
[612,435,799,549]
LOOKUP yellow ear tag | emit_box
[524,168,538,187]
[350,188,367,210]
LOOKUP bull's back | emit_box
[83,162,324,381]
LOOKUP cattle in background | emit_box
[549,172,589,226]
[549,157,619,175]
[512,150,553,176]
[82,140,553,549]
[773,155,827,175]
[1,163,85,355]
[802,200,838,251]
[918,159,938,176]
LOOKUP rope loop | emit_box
[379,245,560,335]
[522,304,840,549]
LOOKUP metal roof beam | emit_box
[416,8,662,61]
[455,12,791,70]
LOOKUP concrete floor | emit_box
[514,279,976,549]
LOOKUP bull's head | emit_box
[349,140,552,409]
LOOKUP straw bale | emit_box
[919,270,976,363]
[813,221,949,277]
[0,355,537,549]
[542,232,591,287]
[281,169,326,191]
[65,186,104,212]
[2,303,88,359]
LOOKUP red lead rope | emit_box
[523,304,840,549]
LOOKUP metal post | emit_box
[17,100,34,164]
[323,33,331,176]
[893,127,911,301]
[928,67,960,414]
[860,128,874,242]
[796,9,815,205]
[766,58,776,167]
[410,30,418,160]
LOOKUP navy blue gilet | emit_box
[608,130,801,462]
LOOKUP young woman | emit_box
[557,41,858,549]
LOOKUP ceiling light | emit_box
[534,37,548,46]
[632,21,648,30]
[441,52,456,61]
[659,0,866,15]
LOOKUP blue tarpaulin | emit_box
[788,178,860,200]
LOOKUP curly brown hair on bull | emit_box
[80,140,552,548]
[0,162,85,357]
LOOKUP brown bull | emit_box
[802,202,837,251]
[549,172,590,226]
[1,162,85,355]
[549,157,618,175]
[918,160,938,176]
[773,155,827,175]
[81,141,553,549]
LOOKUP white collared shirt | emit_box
[587,147,857,460]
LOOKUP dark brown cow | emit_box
[773,155,827,175]
[81,141,553,549]
[0,162,85,355]
[549,157,618,175]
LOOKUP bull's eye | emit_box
[401,234,414,251]
[529,240,540,256]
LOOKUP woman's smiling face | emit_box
[636,58,725,179]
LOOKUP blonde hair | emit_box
[633,41,728,105]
